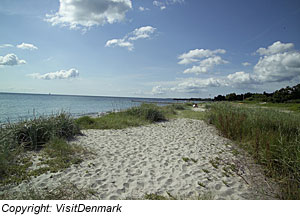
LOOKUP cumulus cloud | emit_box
[17,43,38,50]
[128,26,156,41]
[227,71,258,88]
[151,77,225,95]
[0,44,13,48]
[45,0,132,31]
[251,41,300,83]
[0,53,26,66]
[105,26,156,50]
[151,85,168,95]
[153,0,184,10]
[242,62,251,66]
[178,49,226,65]
[254,51,300,82]
[256,41,294,56]
[174,77,223,93]
[139,6,149,11]
[152,41,300,96]
[178,48,228,74]
[29,68,79,80]
[105,38,133,51]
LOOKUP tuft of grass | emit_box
[76,103,173,130]
[0,138,88,186]
[207,102,300,199]
[144,193,170,200]
[203,169,210,174]
[182,157,190,162]
[143,191,214,200]
[198,182,206,188]
[222,180,230,187]
[1,112,80,151]
[0,113,84,186]
[209,158,220,169]
[190,158,198,163]
[0,181,97,200]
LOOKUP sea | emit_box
[0,92,180,124]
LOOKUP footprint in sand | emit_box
[157,176,165,182]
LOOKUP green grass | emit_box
[0,113,84,186]
[207,102,300,199]
[143,192,214,200]
[0,137,88,186]
[176,109,206,120]
[241,101,300,113]
[182,157,190,162]
[76,103,174,130]
[0,181,97,200]
[75,103,209,130]
[0,102,209,198]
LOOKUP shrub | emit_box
[125,104,166,122]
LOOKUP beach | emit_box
[4,117,278,200]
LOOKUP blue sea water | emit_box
[0,93,178,124]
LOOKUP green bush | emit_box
[170,104,185,110]
[0,113,81,182]
[125,104,166,122]
[3,112,80,150]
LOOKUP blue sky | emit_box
[1,0,300,98]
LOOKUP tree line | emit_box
[214,83,300,103]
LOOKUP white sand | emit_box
[4,118,278,199]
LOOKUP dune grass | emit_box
[0,102,206,199]
[0,181,97,200]
[75,103,178,130]
[0,113,84,186]
[206,102,300,199]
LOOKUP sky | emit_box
[1,0,300,98]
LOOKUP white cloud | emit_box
[128,26,156,41]
[178,49,226,65]
[29,68,79,80]
[242,62,251,66]
[254,51,300,82]
[0,53,26,66]
[178,48,228,74]
[175,77,223,93]
[153,1,165,10]
[105,38,133,51]
[151,77,225,95]
[45,0,132,31]
[0,44,13,49]
[105,26,156,50]
[151,85,168,95]
[227,71,258,87]
[17,43,38,50]
[139,6,149,11]
[151,41,300,96]
[153,0,184,10]
[256,41,294,56]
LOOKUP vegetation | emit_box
[143,191,214,200]
[4,99,299,200]
[207,102,300,199]
[0,181,97,200]
[0,113,84,186]
[213,83,300,104]
[75,103,178,130]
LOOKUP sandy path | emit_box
[5,118,277,199]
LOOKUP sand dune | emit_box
[6,118,277,199]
